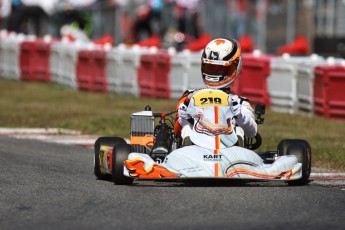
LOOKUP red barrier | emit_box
[20,39,54,81]
[314,65,345,120]
[277,36,309,56]
[92,49,108,92]
[238,53,271,106]
[137,35,161,48]
[230,78,240,95]
[35,40,51,81]
[93,34,114,46]
[154,53,171,98]
[184,33,212,52]
[138,52,171,99]
[77,50,93,91]
[138,54,155,97]
[20,40,36,81]
[76,48,108,92]
[238,34,255,53]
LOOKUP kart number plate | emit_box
[193,90,229,106]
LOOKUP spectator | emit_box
[174,0,202,38]
[114,0,135,44]
[0,0,11,29]
[7,0,59,36]
[7,0,23,33]
[133,0,164,42]
[50,0,97,38]
[149,0,164,36]
[225,0,247,39]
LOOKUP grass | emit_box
[1,79,345,170]
[0,79,176,136]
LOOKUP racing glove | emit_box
[232,98,246,123]
[231,99,242,117]
[231,97,257,137]
[178,102,192,126]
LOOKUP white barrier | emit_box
[0,33,24,80]
[268,54,324,114]
[107,45,149,97]
[2,33,345,122]
[169,51,189,98]
[296,59,326,115]
[106,48,122,93]
[168,50,205,99]
[0,36,7,79]
[65,41,92,90]
[296,57,345,116]
[186,51,204,90]
[50,42,65,85]
[50,40,90,90]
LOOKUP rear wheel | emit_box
[277,139,311,186]
[112,143,134,185]
[94,137,127,180]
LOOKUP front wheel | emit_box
[112,143,134,185]
[277,139,312,186]
[94,137,127,180]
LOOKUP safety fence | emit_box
[1,33,345,122]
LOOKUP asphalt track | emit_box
[1,136,345,230]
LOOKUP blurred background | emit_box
[1,0,345,58]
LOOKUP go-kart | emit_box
[94,90,311,186]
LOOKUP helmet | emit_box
[201,38,242,89]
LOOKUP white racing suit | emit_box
[124,89,302,180]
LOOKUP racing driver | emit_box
[174,38,257,147]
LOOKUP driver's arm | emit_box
[174,90,194,138]
[239,100,257,137]
[231,96,257,138]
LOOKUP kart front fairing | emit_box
[124,145,302,181]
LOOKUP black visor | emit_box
[201,60,238,77]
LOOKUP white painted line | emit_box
[310,173,345,177]
[2,132,130,147]
[0,128,81,135]
[43,139,96,145]
[9,135,97,144]
[42,138,130,146]
[10,134,96,140]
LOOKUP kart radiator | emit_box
[130,111,154,153]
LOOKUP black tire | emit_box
[94,137,127,180]
[112,143,134,185]
[245,132,262,150]
[277,139,312,186]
